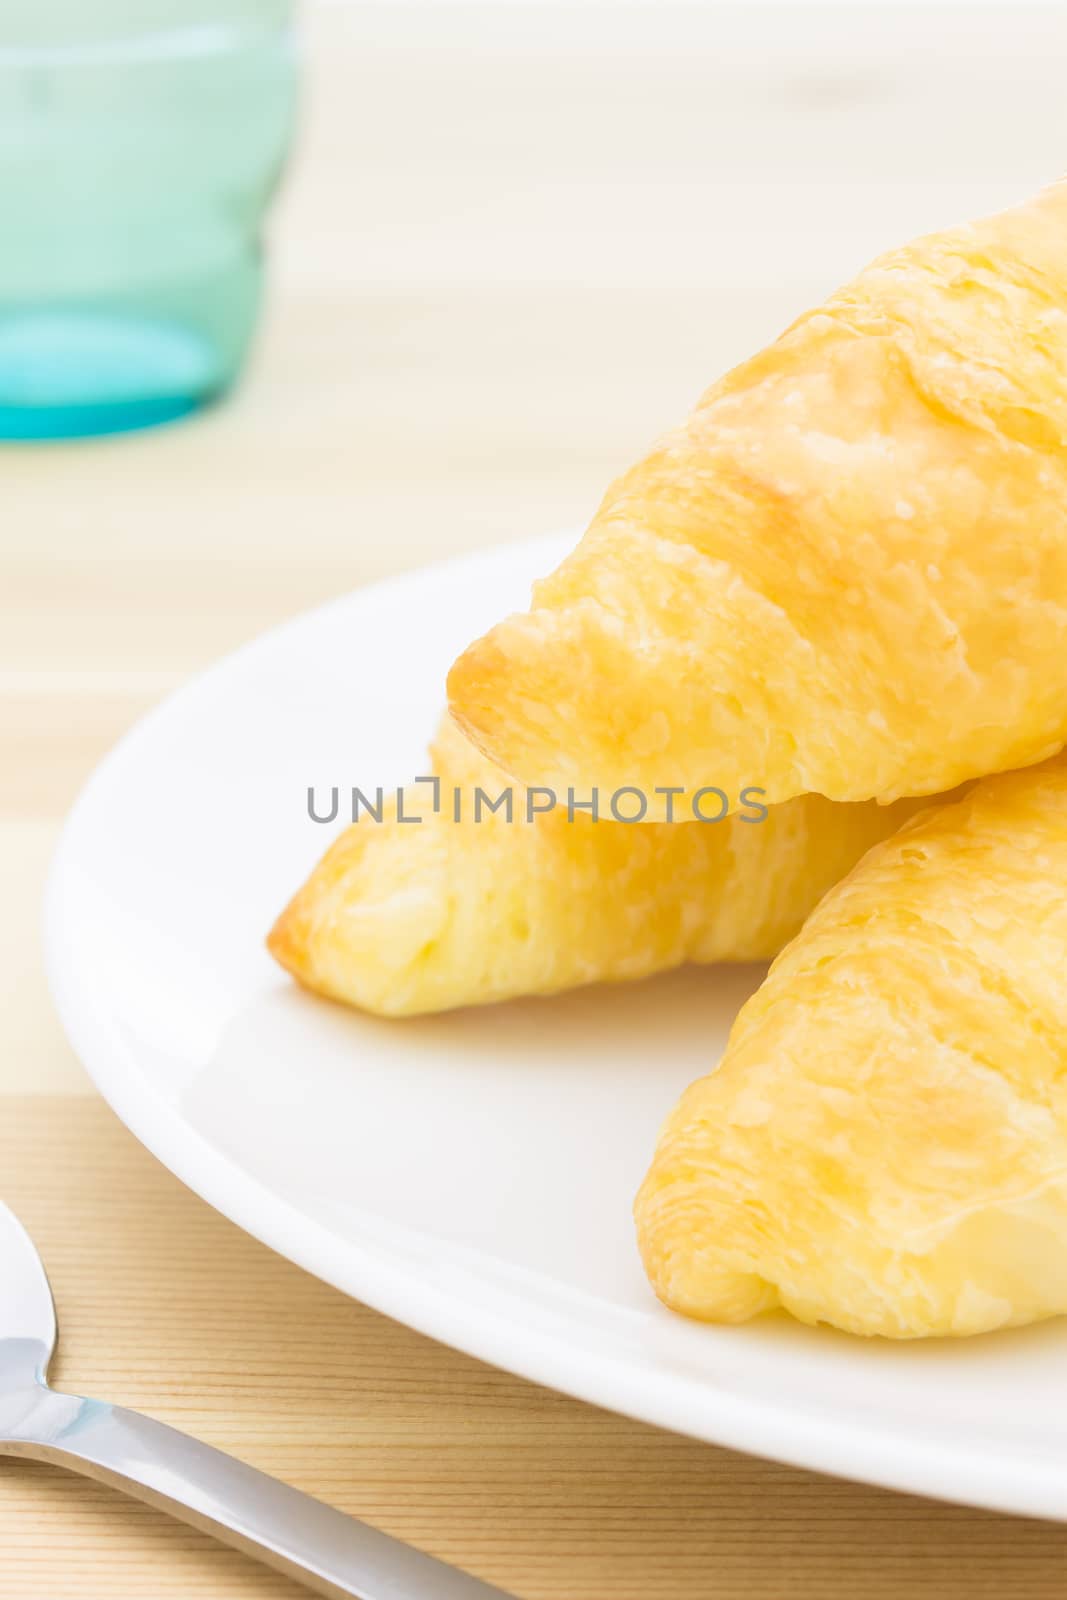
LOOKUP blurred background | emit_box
[5,0,1067,1059]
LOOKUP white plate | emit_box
[46,534,1067,1523]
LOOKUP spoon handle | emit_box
[3,1384,511,1600]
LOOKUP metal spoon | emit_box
[0,1200,512,1599]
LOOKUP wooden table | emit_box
[5,5,1067,1594]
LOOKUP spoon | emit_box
[0,1200,512,1599]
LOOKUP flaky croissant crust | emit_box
[268,716,919,1017]
[450,180,1067,817]
[636,755,1067,1339]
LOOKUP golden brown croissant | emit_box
[449,180,1067,816]
[268,715,920,1017]
[636,754,1067,1339]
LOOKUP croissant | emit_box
[268,715,920,1017]
[636,755,1067,1339]
[449,180,1067,817]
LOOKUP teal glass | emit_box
[0,2,297,440]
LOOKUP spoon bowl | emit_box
[0,1201,57,1419]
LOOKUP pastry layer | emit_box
[636,755,1067,1338]
[450,180,1067,814]
[268,715,919,1017]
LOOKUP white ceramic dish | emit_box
[46,534,1067,1523]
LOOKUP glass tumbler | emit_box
[0,2,298,439]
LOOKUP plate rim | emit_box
[43,533,1067,1525]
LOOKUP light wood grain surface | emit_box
[6,4,1067,1595]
